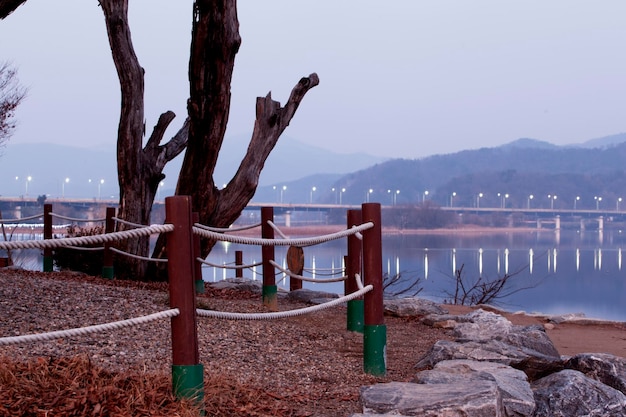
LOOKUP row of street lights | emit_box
[13,176,107,199]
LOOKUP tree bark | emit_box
[0,0,27,19]
[149,1,318,280]
[100,0,188,279]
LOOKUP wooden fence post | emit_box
[192,212,205,294]
[346,209,364,332]
[261,207,277,311]
[361,202,386,376]
[235,250,243,279]
[165,196,204,405]
[102,207,115,279]
[43,203,53,272]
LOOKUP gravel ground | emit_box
[0,269,452,416]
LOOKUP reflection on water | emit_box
[204,229,626,321]
[7,228,624,321]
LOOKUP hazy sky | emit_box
[1,1,625,159]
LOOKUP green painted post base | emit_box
[347,299,364,333]
[263,284,278,311]
[101,266,114,279]
[195,279,205,294]
[364,324,387,376]
[172,364,204,406]
[43,256,53,272]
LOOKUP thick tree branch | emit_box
[0,0,27,19]
[217,73,319,219]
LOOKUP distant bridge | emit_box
[1,197,624,228]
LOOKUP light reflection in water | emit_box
[201,229,626,321]
[505,248,509,275]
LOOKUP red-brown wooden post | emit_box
[192,212,204,294]
[346,209,364,332]
[362,202,386,376]
[43,203,53,272]
[102,207,116,279]
[261,207,277,310]
[165,196,204,404]
[235,250,243,279]
[287,246,304,291]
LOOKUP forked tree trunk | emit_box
[148,1,318,281]
[100,0,187,279]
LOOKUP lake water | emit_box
[6,228,624,321]
[204,229,626,322]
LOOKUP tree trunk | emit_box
[100,0,187,280]
[149,1,318,280]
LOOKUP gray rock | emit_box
[413,360,535,417]
[208,278,262,293]
[498,325,560,359]
[360,380,503,416]
[566,353,626,395]
[532,369,626,417]
[453,309,514,340]
[384,298,448,317]
[286,288,339,303]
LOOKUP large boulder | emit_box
[532,369,626,417]
[360,380,503,416]
[413,359,535,417]
[566,353,626,395]
[384,298,448,317]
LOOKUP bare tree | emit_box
[99,1,318,280]
[0,0,27,19]
[99,0,189,279]
[0,62,27,148]
[445,263,538,306]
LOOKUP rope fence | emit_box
[0,309,180,346]
[0,198,386,404]
[50,212,106,223]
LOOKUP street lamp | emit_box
[503,193,509,208]
[527,194,534,209]
[280,185,287,203]
[310,186,316,203]
[618,197,623,211]
[62,177,70,198]
[574,196,580,210]
[450,192,456,207]
[477,192,483,208]
[394,189,400,205]
[366,188,373,203]
[158,181,165,200]
[422,190,429,203]
[98,179,105,200]
[595,196,602,210]
[339,187,346,205]
[548,194,557,209]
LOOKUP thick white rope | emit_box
[192,222,374,247]
[0,308,180,346]
[266,220,288,239]
[269,260,348,283]
[50,212,106,223]
[0,213,44,223]
[193,222,262,233]
[352,225,364,241]
[196,284,372,321]
[112,217,147,229]
[197,258,261,269]
[110,247,168,263]
[0,224,174,250]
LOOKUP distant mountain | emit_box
[321,135,626,209]
[577,132,626,149]
[500,138,559,150]
[0,137,386,199]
